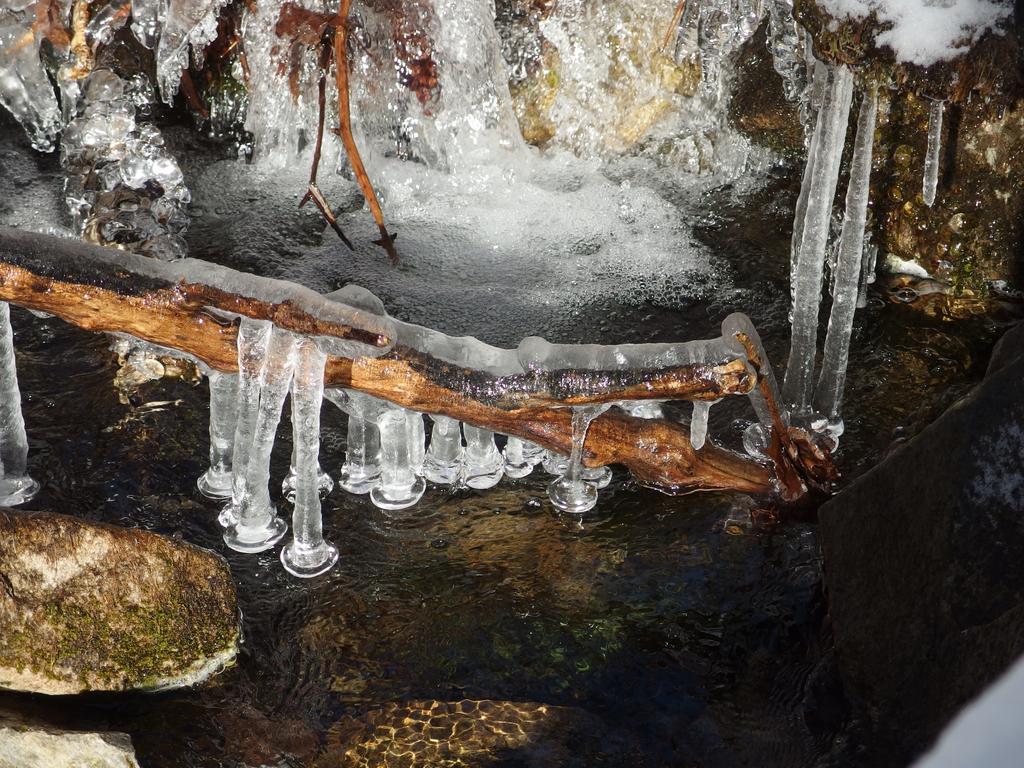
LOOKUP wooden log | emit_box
[0,227,783,495]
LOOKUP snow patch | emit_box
[819,0,1012,66]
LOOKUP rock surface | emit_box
[0,718,140,768]
[0,509,239,695]
[819,321,1024,758]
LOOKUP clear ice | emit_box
[0,10,62,151]
[502,436,543,479]
[814,86,878,427]
[371,408,427,511]
[330,390,384,495]
[197,369,238,500]
[548,405,610,515]
[782,64,854,415]
[923,99,944,208]
[422,415,463,485]
[281,337,339,578]
[690,400,712,450]
[0,302,38,506]
[461,424,504,490]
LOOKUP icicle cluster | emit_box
[62,70,190,260]
[0,3,62,151]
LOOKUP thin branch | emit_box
[661,0,688,53]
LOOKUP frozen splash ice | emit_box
[156,0,233,104]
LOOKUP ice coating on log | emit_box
[782,64,854,414]
[281,337,338,578]
[0,10,62,151]
[156,0,233,103]
[0,301,38,506]
[923,99,943,208]
[814,86,878,425]
[721,312,782,433]
[198,370,238,500]
[516,335,733,376]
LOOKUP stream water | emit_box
[0,100,1001,766]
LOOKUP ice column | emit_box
[549,406,610,515]
[197,369,238,500]
[813,86,878,428]
[502,436,544,479]
[332,390,382,495]
[462,424,504,490]
[782,64,854,415]
[422,415,463,485]
[222,318,272,528]
[282,450,334,502]
[690,401,712,450]
[223,326,295,553]
[281,338,339,578]
[370,408,426,511]
[922,99,943,208]
[0,303,38,506]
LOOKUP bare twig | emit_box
[661,0,688,53]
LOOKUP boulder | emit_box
[819,321,1024,757]
[0,717,140,768]
[0,510,239,695]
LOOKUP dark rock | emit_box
[0,509,239,695]
[819,320,1024,757]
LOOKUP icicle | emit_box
[223,326,294,553]
[767,0,807,104]
[408,412,426,476]
[542,449,568,477]
[281,338,338,578]
[130,0,163,49]
[370,408,426,511]
[462,424,503,490]
[0,12,62,152]
[690,401,712,450]
[502,436,543,479]
[856,238,878,309]
[422,415,463,485]
[548,405,609,515]
[813,85,878,430]
[156,0,233,104]
[331,390,382,495]
[221,318,272,528]
[0,302,38,506]
[197,369,238,500]
[782,64,854,415]
[923,99,944,208]
[282,453,333,503]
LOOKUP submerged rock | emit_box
[819,321,1024,759]
[317,699,604,768]
[0,717,140,768]
[0,510,239,695]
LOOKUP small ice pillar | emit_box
[282,456,334,502]
[281,338,338,578]
[548,405,609,515]
[782,64,854,414]
[197,370,238,500]
[690,400,712,450]
[222,318,272,528]
[814,85,878,430]
[923,99,943,208]
[408,411,426,475]
[370,408,426,511]
[502,436,543,479]
[0,302,38,506]
[422,415,463,485]
[332,390,382,495]
[223,326,295,553]
[542,449,568,476]
[461,424,503,489]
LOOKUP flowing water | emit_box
[0,100,1001,766]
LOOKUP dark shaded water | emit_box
[0,116,1001,767]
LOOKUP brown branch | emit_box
[67,0,94,79]
[661,0,688,53]
[0,228,783,496]
[334,0,399,264]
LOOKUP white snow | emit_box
[820,0,1012,66]
[914,653,1024,768]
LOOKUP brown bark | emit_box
[0,228,801,496]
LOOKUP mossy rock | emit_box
[0,509,239,694]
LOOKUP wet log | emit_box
[0,227,789,495]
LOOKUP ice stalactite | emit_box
[197,369,238,500]
[223,323,293,553]
[130,0,163,49]
[371,408,427,511]
[462,423,504,490]
[0,8,62,151]
[814,85,878,428]
[502,436,543,479]
[923,99,944,208]
[422,415,463,485]
[0,302,38,506]
[281,337,339,578]
[329,390,383,495]
[767,0,807,105]
[782,63,854,416]
[548,405,611,515]
[689,400,712,450]
[156,0,233,104]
